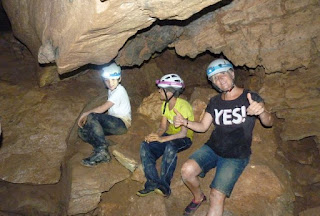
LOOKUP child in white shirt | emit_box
[78,62,131,167]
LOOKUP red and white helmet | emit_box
[156,74,185,90]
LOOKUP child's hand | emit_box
[78,114,88,128]
[145,133,160,143]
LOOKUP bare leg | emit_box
[181,159,204,202]
[207,188,226,216]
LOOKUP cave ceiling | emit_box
[2,0,319,74]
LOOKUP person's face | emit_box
[104,78,120,91]
[158,88,173,101]
[210,71,234,91]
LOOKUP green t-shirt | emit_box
[161,98,194,140]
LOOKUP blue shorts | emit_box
[189,144,250,197]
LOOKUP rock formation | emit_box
[2,0,219,73]
[0,0,320,215]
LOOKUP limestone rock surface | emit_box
[173,0,320,72]
[137,91,163,120]
[0,35,105,184]
[260,58,320,142]
[2,0,219,73]
[0,74,103,184]
[299,206,320,216]
[66,150,130,215]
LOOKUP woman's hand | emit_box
[173,108,187,127]
[246,93,265,116]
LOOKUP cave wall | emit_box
[0,0,320,214]
[172,0,320,72]
[4,0,318,143]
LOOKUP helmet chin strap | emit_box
[212,81,235,94]
[224,83,235,93]
[210,70,236,94]
[162,89,175,114]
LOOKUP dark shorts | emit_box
[189,144,249,197]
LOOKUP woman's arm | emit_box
[174,109,213,133]
[259,110,273,127]
[247,93,273,127]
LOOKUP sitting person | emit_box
[174,58,273,216]
[137,74,194,197]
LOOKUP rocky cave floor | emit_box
[1,32,320,216]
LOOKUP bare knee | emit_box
[181,160,201,180]
[209,188,226,204]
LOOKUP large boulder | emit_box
[0,67,105,184]
[2,0,219,73]
[66,145,130,215]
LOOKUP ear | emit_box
[229,70,235,79]
[209,75,214,83]
[118,77,122,82]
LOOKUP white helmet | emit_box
[101,63,121,79]
[206,59,233,79]
[156,74,185,90]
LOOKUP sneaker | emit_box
[154,185,170,197]
[183,194,207,215]
[136,188,154,197]
[81,149,111,167]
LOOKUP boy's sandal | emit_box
[183,194,207,215]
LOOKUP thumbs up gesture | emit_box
[246,93,265,116]
[173,108,187,127]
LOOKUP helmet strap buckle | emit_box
[162,89,176,114]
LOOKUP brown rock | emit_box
[137,91,163,120]
[125,194,167,216]
[67,151,130,215]
[173,0,320,73]
[0,68,104,184]
[131,165,146,184]
[2,0,218,73]
[189,87,218,121]
[299,206,320,216]
[290,164,320,186]
[192,99,207,122]
[112,149,138,172]
[260,61,320,142]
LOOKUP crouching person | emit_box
[78,62,131,167]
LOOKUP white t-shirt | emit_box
[108,84,131,128]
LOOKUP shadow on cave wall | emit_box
[0,0,11,32]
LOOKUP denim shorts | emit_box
[189,144,250,197]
